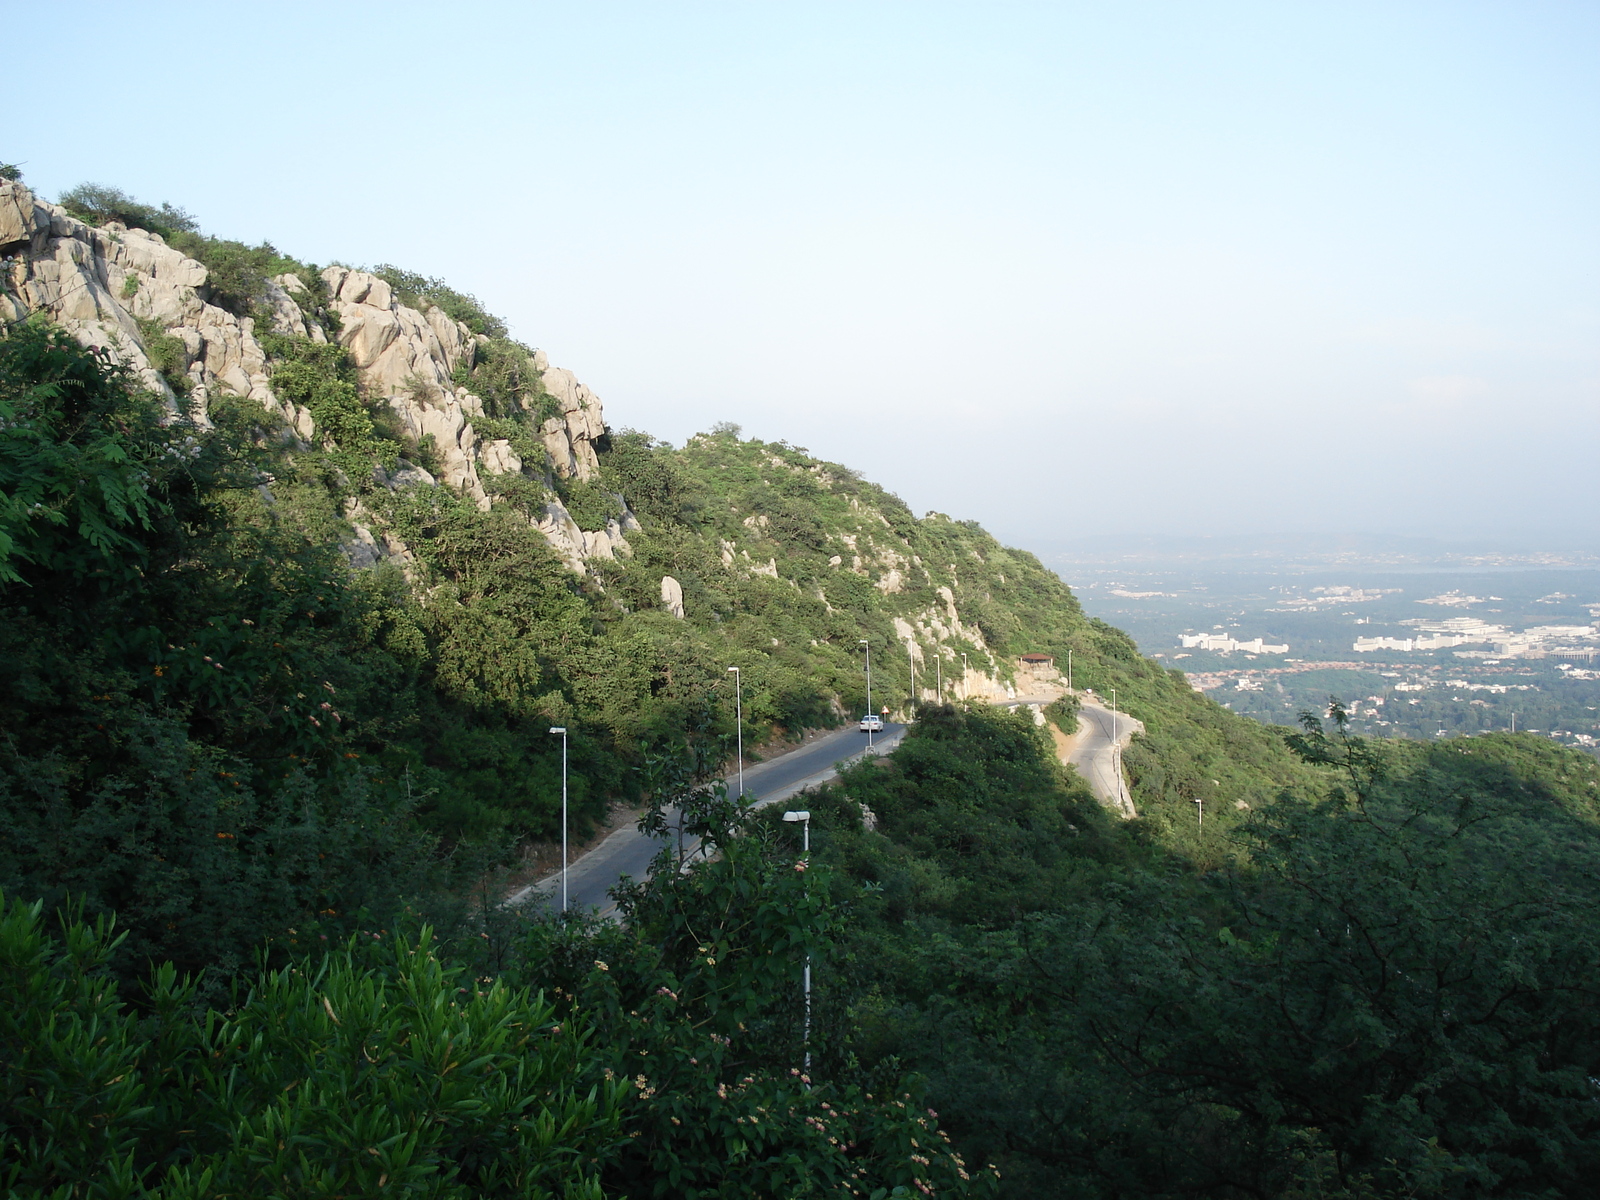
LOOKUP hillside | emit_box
[1,177,1307,872]
[7,176,1600,1199]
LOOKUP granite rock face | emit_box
[0,181,630,571]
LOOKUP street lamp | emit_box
[1067,648,1073,692]
[548,726,568,913]
[935,651,942,703]
[961,652,969,701]
[859,639,872,746]
[783,809,812,1073]
[906,638,916,712]
[727,666,743,800]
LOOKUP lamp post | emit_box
[859,639,872,746]
[935,652,942,703]
[726,666,743,800]
[961,652,969,701]
[783,809,812,1074]
[906,638,916,712]
[1067,648,1073,692]
[548,726,568,913]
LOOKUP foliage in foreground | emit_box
[818,703,1600,1198]
[0,795,998,1199]
[0,895,623,1199]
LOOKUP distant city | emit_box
[1061,559,1600,757]
[1349,591,1598,660]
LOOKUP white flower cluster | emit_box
[158,435,203,462]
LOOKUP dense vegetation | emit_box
[808,703,1600,1197]
[2,807,992,1198]
[0,322,988,1197]
[6,183,1598,1197]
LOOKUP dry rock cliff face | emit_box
[0,181,630,573]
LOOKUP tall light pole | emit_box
[906,638,916,712]
[1067,648,1073,692]
[961,652,969,701]
[782,809,812,1074]
[726,666,743,800]
[859,638,872,746]
[548,726,568,913]
[935,652,942,703]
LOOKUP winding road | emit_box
[1059,697,1142,817]
[509,690,1139,918]
[507,722,906,917]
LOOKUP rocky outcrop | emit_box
[890,601,1013,704]
[532,351,605,482]
[0,187,282,424]
[531,500,639,573]
[0,182,631,573]
[660,575,685,619]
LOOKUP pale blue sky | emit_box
[11,1,1598,549]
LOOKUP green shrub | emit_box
[1045,692,1079,733]
[557,478,623,530]
[472,412,546,473]
[58,182,198,238]
[371,263,508,338]
[261,332,400,474]
[167,233,307,318]
[134,316,189,397]
[0,320,173,583]
[452,336,553,420]
[0,895,625,1198]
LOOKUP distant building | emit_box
[1179,633,1288,655]
[1354,637,1416,652]
[1355,621,1598,658]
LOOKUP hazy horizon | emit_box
[11,1,1596,550]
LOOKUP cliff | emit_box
[0,181,632,572]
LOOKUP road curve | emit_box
[507,722,907,917]
[1061,698,1141,817]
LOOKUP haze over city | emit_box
[12,0,1597,550]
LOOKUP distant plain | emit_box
[1056,551,1600,754]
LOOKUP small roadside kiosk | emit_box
[1018,652,1059,685]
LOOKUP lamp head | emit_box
[549,726,566,734]
[727,666,738,673]
[782,810,810,823]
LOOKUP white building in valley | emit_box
[1354,620,1598,659]
[1179,632,1289,655]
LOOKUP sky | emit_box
[10,1,1598,553]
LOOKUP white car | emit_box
[859,714,885,732]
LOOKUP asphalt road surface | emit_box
[508,722,906,918]
[1063,699,1141,817]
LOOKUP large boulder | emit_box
[661,575,686,619]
